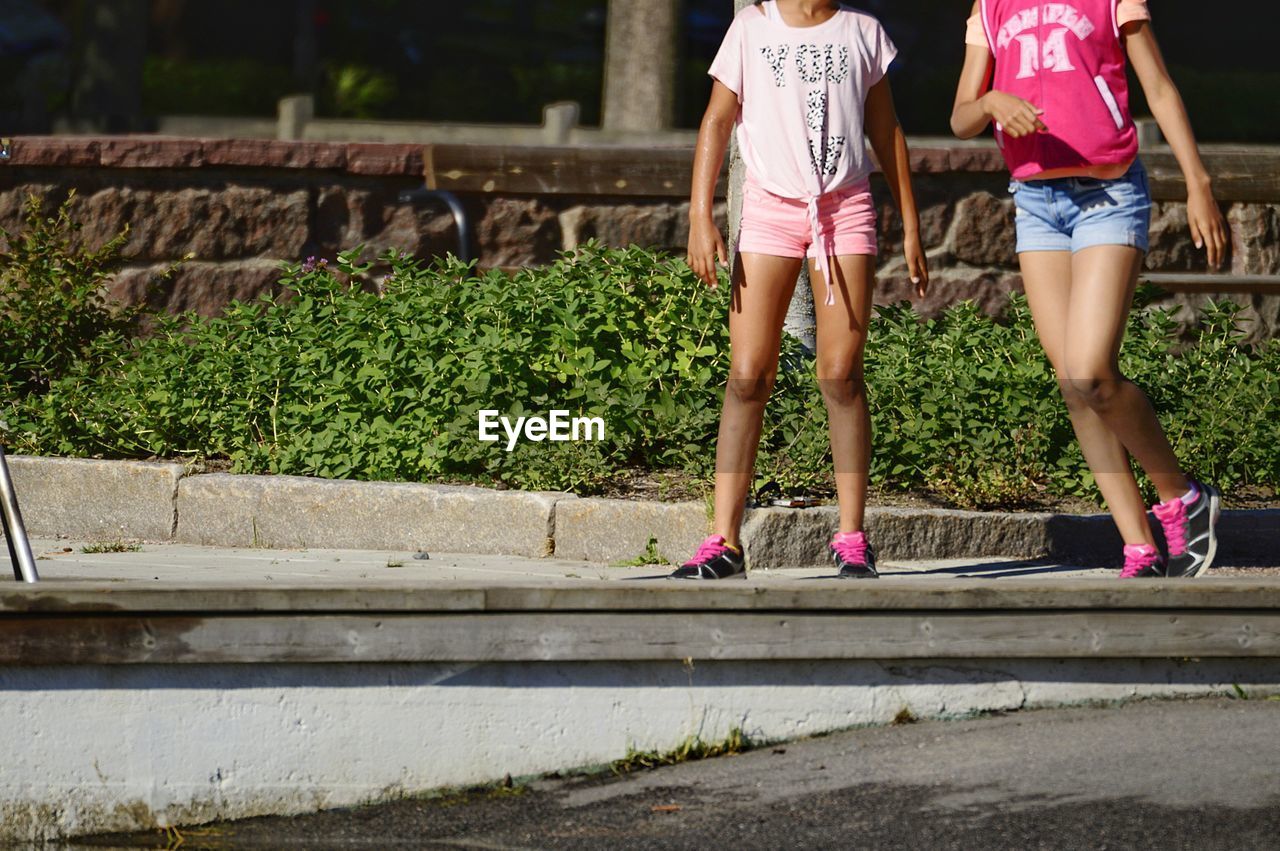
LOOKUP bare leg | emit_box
[1019,250,1155,546]
[712,252,804,546]
[810,254,875,533]
[1063,246,1189,505]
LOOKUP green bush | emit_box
[866,298,1071,507]
[0,193,138,399]
[5,241,1278,507]
[9,245,770,492]
[1123,299,1280,491]
[866,294,1280,505]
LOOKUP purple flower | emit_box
[301,256,329,273]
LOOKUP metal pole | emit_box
[397,188,472,263]
[0,446,39,583]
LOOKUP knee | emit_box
[1063,374,1123,412]
[726,364,776,405]
[816,361,866,404]
[1056,374,1088,412]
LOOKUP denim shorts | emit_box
[1010,160,1151,254]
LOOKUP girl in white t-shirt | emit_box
[673,0,929,580]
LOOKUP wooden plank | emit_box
[425,144,712,198]
[1,610,1279,664]
[417,145,1280,201]
[1143,149,1280,203]
[481,580,1280,613]
[0,585,490,614]
[5,579,1280,614]
[422,144,992,198]
[1142,274,1280,294]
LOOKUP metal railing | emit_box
[397,188,471,263]
[0,446,38,583]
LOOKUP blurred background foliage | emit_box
[2,0,1278,139]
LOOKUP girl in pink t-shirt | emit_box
[674,1,929,580]
[952,1,1229,578]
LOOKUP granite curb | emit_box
[6,456,185,542]
[2,457,1277,567]
[175,473,567,558]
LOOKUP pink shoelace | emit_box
[831,531,868,565]
[1152,498,1189,557]
[685,535,730,566]
[1120,544,1160,579]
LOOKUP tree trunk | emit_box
[293,0,319,91]
[602,0,680,133]
[727,0,815,354]
[69,0,148,133]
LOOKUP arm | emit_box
[687,81,739,288]
[950,44,1047,139]
[864,75,929,296]
[1124,21,1228,268]
[950,4,1046,140]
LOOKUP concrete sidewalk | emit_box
[24,536,1124,584]
[22,536,1278,587]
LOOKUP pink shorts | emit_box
[737,179,878,259]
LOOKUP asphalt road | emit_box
[78,696,1280,850]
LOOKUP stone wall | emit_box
[1,137,1277,334]
[873,171,1280,335]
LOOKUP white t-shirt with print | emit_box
[709,1,897,201]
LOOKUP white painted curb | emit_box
[2,659,1278,841]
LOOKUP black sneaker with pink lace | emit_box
[1152,480,1221,578]
[831,531,878,579]
[1119,543,1166,579]
[668,535,746,580]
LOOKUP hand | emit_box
[904,230,929,298]
[1186,185,1227,269]
[687,217,728,288]
[981,91,1047,138]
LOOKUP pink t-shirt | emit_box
[965,0,1150,46]
[965,0,1150,179]
[709,1,897,201]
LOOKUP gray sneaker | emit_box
[1152,481,1221,578]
